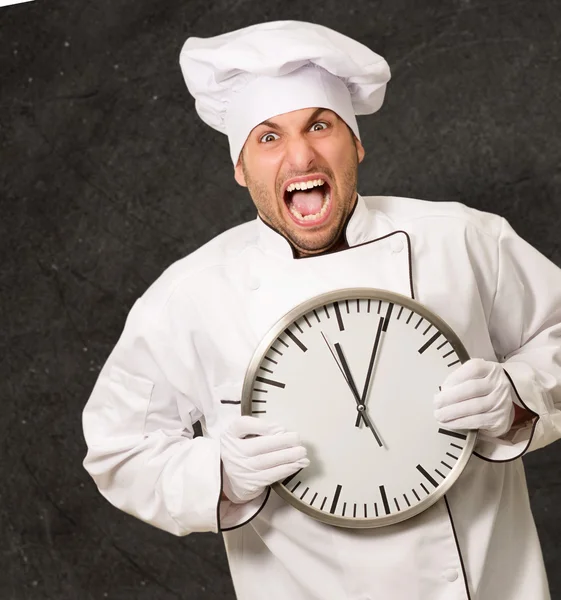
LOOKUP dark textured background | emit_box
[1,0,561,598]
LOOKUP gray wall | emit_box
[1,0,560,598]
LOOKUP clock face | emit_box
[241,288,476,528]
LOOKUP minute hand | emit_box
[333,342,383,447]
[356,316,385,427]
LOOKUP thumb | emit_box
[227,415,286,439]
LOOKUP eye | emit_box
[310,121,328,132]
[259,132,280,143]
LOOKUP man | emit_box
[82,21,561,600]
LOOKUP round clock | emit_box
[241,288,476,528]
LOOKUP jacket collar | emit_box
[256,194,376,259]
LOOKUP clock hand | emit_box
[333,342,384,448]
[355,316,385,427]
[321,332,383,447]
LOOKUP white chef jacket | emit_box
[83,194,561,600]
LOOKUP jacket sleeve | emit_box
[475,217,561,462]
[82,294,266,535]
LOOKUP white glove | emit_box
[434,358,516,437]
[220,416,310,504]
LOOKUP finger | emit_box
[241,431,304,457]
[435,413,497,433]
[434,377,493,409]
[435,395,496,424]
[440,358,491,389]
[260,458,311,486]
[248,445,308,471]
[228,416,286,439]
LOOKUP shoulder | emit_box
[362,195,505,239]
[138,219,257,314]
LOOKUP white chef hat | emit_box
[179,21,391,165]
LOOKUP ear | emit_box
[355,137,365,164]
[234,157,247,187]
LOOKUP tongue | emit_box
[291,188,324,216]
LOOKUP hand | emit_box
[355,316,385,427]
[220,416,309,504]
[322,333,384,447]
[434,358,516,437]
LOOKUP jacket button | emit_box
[443,569,458,582]
[391,236,404,253]
[248,276,260,290]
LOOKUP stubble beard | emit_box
[243,152,359,257]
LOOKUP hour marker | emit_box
[220,399,241,405]
[394,498,400,511]
[323,305,330,319]
[421,483,429,494]
[417,465,439,488]
[252,399,266,403]
[437,340,448,350]
[397,306,404,320]
[291,481,301,493]
[330,485,342,514]
[294,321,303,334]
[285,329,307,352]
[435,469,445,479]
[383,303,394,331]
[448,359,460,367]
[303,315,312,328]
[438,428,467,440]
[259,366,273,374]
[264,356,278,365]
[356,299,360,313]
[423,323,432,335]
[282,470,301,486]
[379,485,391,515]
[443,349,454,358]
[320,496,327,511]
[446,452,459,460]
[255,376,285,389]
[419,332,441,354]
[441,460,452,470]
[313,309,321,323]
[367,299,371,313]
[412,489,421,502]
[415,316,423,329]
[334,302,345,331]
[451,442,463,450]
[364,503,368,518]
[300,487,309,500]
[403,493,411,507]
[310,492,318,506]
[252,410,266,414]
[406,311,414,324]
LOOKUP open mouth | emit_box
[283,178,332,224]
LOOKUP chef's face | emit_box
[234,107,365,257]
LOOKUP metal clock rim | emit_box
[241,287,477,528]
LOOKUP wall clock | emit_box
[241,288,476,528]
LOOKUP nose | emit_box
[284,134,316,172]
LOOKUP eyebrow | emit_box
[257,108,332,132]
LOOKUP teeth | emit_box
[288,188,331,221]
[286,178,325,193]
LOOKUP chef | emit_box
[82,20,561,600]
